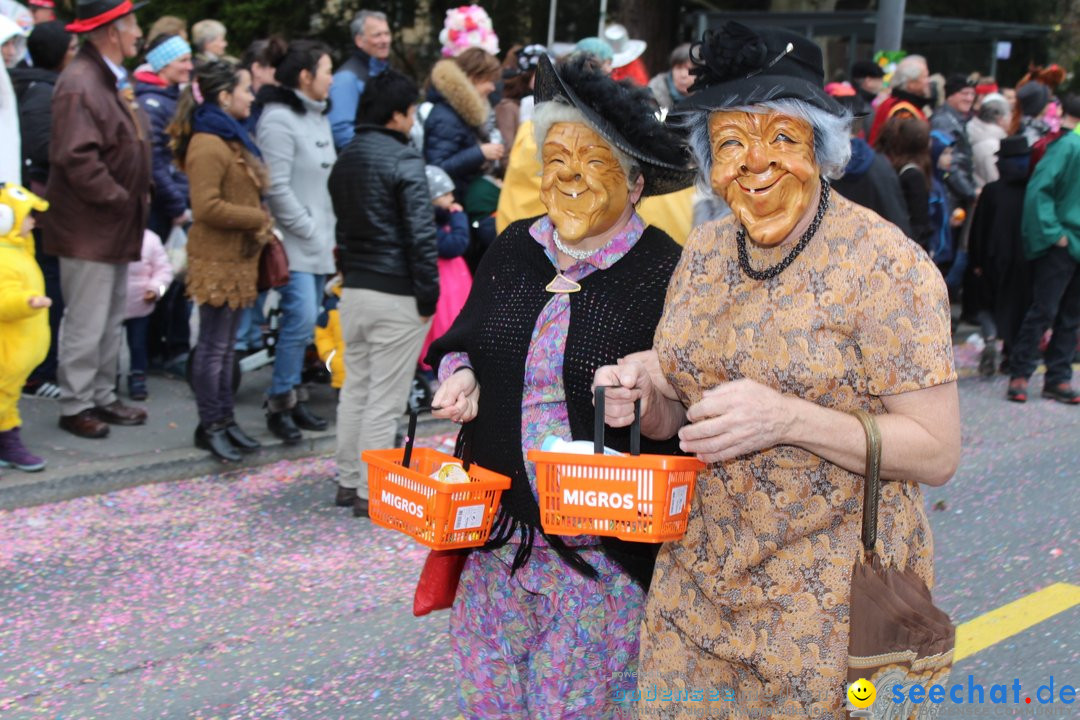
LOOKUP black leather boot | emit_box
[195,422,243,462]
[223,418,261,452]
[292,402,328,431]
[292,385,328,431]
[266,391,302,444]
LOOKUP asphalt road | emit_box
[0,372,1076,720]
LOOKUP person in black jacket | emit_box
[134,33,195,380]
[134,33,193,237]
[10,20,72,399]
[967,135,1033,376]
[328,69,439,516]
[427,55,695,718]
[878,115,935,252]
[830,92,912,237]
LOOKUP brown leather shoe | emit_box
[59,409,110,439]
[335,485,358,507]
[353,496,369,518]
[92,401,148,426]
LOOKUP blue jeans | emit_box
[234,292,267,351]
[270,272,324,396]
[124,315,151,374]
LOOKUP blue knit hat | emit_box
[573,37,613,63]
[146,35,192,72]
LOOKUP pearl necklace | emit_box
[554,229,608,261]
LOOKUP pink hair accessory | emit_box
[438,5,499,58]
[192,79,204,105]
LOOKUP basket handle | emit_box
[594,385,641,457]
[454,421,474,471]
[401,409,420,469]
[401,408,475,472]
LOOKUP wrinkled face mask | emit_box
[540,122,629,242]
[709,110,819,246]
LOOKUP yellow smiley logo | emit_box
[847,678,877,709]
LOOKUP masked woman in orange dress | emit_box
[596,23,961,719]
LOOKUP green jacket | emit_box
[1022,127,1080,262]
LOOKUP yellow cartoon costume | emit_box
[0,183,50,433]
[313,278,345,389]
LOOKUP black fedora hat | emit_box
[996,134,1030,157]
[533,54,696,197]
[66,0,147,34]
[681,21,845,117]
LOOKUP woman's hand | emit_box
[594,359,655,428]
[480,142,505,162]
[27,295,51,309]
[679,379,792,463]
[431,368,479,424]
[593,350,685,440]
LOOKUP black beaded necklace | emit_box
[736,180,831,281]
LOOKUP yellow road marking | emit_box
[954,582,1080,661]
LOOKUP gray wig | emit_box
[532,102,643,190]
[682,98,853,196]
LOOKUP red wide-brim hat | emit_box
[66,0,148,34]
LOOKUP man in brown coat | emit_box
[45,0,152,438]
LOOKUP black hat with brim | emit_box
[679,22,846,118]
[533,54,696,197]
[66,0,147,34]
[996,134,1030,157]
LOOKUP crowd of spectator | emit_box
[1,0,1077,490]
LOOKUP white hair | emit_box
[532,101,642,190]
[680,98,853,198]
[892,55,928,91]
[351,10,388,39]
[192,19,226,52]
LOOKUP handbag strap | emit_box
[851,409,882,554]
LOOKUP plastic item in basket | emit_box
[540,436,623,456]
[431,462,471,483]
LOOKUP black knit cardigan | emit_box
[425,217,684,589]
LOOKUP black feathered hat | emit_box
[533,54,696,197]
[681,21,845,117]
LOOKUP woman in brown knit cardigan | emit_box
[168,60,273,462]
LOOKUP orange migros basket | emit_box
[528,386,705,543]
[362,414,510,550]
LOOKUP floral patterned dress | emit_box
[639,194,956,719]
[439,213,648,719]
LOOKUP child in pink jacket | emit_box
[124,230,173,400]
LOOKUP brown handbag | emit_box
[846,409,954,719]
[257,228,290,292]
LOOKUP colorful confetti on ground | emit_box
[3,366,1077,719]
[0,433,462,720]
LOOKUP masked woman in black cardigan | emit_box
[426,55,695,718]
